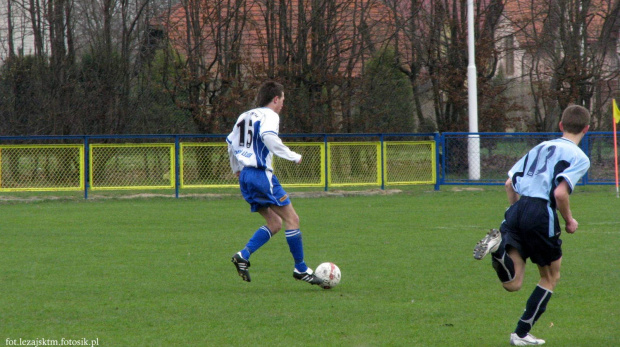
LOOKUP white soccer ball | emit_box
[314,262,341,289]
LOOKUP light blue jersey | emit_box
[508,137,590,201]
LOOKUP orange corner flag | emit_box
[614,99,620,124]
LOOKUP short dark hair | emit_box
[561,105,590,134]
[256,81,284,107]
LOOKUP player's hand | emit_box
[235,172,240,178]
[565,218,578,234]
[296,156,302,164]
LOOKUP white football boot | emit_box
[510,333,545,345]
[473,228,501,260]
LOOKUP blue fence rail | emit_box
[439,132,617,187]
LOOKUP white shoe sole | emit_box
[473,229,501,260]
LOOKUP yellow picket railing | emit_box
[0,140,436,192]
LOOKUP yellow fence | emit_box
[89,144,175,190]
[0,145,84,191]
[0,140,435,192]
[180,143,237,188]
[384,141,436,185]
[273,143,326,187]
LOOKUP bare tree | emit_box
[256,0,391,133]
[508,0,620,131]
[158,0,252,133]
[389,0,430,131]
[4,0,16,59]
[339,0,387,133]
[69,0,151,134]
[159,0,390,134]
[2,0,616,137]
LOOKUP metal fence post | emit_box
[380,134,385,190]
[84,136,89,199]
[581,132,590,185]
[324,134,329,191]
[440,133,446,187]
[175,135,180,198]
[434,132,441,191]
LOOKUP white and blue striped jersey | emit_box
[226,107,301,173]
[508,137,590,201]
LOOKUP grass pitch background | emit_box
[1,187,618,346]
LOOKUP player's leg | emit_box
[474,227,523,289]
[232,169,280,282]
[500,247,525,292]
[241,207,281,260]
[518,259,561,331]
[508,258,549,346]
[270,203,321,285]
[482,202,527,290]
[511,202,562,346]
[537,257,561,291]
[510,259,560,346]
[239,168,283,255]
[231,208,281,281]
[270,203,304,269]
[262,173,307,272]
[259,207,284,234]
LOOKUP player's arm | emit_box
[554,179,578,233]
[505,178,519,205]
[262,133,302,163]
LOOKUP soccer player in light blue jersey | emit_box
[473,105,591,346]
[227,81,321,286]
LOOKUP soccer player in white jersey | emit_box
[227,81,321,285]
[473,105,591,345]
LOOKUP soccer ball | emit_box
[314,262,341,289]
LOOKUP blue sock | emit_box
[515,285,553,338]
[240,226,272,260]
[285,229,307,272]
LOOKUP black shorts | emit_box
[499,196,562,267]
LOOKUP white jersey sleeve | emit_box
[262,133,302,163]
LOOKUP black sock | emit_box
[515,285,553,338]
[491,250,515,283]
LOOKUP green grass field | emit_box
[1,187,618,346]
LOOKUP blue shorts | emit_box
[500,196,562,267]
[239,167,291,212]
